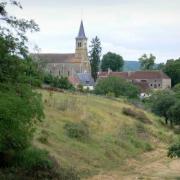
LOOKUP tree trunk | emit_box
[165,117,168,125]
[170,119,173,127]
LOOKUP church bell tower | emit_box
[75,20,90,73]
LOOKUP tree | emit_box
[156,63,165,70]
[89,36,102,81]
[94,76,140,98]
[101,52,124,72]
[168,101,180,125]
[163,58,180,86]
[0,0,44,163]
[138,54,156,70]
[150,91,176,125]
[173,83,180,99]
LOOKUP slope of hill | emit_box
[123,60,140,71]
[34,90,179,179]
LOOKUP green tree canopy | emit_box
[163,58,180,86]
[101,52,124,72]
[94,76,140,99]
[168,101,180,125]
[138,54,156,70]
[89,36,102,81]
[150,91,176,125]
[172,83,180,99]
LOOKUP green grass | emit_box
[34,90,176,178]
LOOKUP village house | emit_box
[98,70,171,92]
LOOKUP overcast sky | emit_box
[8,0,180,63]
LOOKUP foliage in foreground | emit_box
[94,76,140,98]
[0,147,80,180]
[0,0,45,169]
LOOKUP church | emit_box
[32,21,91,77]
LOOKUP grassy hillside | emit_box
[34,90,177,178]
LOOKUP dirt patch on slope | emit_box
[86,147,180,180]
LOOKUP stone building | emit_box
[98,70,171,91]
[32,21,91,77]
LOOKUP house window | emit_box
[159,84,161,87]
[150,84,153,86]
[154,80,157,82]
[154,84,157,88]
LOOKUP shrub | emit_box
[15,147,53,170]
[94,76,140,99]
[14,147,80,179]
[44,73,75,90]
[122,107,151,124]
[64,121,90,141]
[168,143,180,158]
[0,166,80,180]
[77,84,84,92]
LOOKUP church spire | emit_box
[77,20,86,39]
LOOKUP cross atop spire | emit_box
[77,20,86,39]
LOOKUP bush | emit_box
[15,147,53,170]
[64,121,90,141]
[94,76,140,99]
[13,147,80,179]
[44,73,75,90]
[122,107,151,124]
[168,143,180,158]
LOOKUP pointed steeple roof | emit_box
[77,20,86,39]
